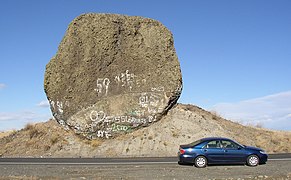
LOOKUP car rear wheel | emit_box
[194,156,207,168]
[247,155,259,167]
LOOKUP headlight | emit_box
[260,150,266,154]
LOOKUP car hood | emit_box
[244,146,263,151]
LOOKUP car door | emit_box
[221,140,246,163]
[202,140,225,163]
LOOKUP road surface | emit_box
[0,154,291,179]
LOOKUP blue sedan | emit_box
[178,137,268,168]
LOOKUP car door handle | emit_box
[224,150,228,152]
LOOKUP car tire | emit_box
[247,155,259,167]
[194,156,207,168]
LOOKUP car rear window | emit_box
[188,139,203,147]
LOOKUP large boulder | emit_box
[44,13,182,139]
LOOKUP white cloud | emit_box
[0,111,52,131]
[37,100,50,108]
[211,91,291,131]
[0,83,6,90]
[0,111,35,121]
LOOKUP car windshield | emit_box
[232,140,245,148]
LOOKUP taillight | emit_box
[180,149,185,154]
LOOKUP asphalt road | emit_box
[0,154,291,179]
[0,153,290,165]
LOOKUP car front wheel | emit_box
[194,156,207,168]
[247,155,259,167]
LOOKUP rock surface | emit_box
[44,13,182,139]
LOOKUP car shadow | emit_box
[207,164,245,167]
[177,162,194,166]
[177,162,267,167]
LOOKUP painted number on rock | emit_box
[95,78,110,96]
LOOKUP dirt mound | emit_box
[1,104,290,157]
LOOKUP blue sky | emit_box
[0,0,291,131]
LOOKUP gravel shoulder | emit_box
[0,160,290,179]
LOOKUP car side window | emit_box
[221,140,239,149]
[204,140,221,149]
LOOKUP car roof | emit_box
[200,137,233,142]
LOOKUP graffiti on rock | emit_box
[90,110,106,123]
[49,100,70,115]
[48,69,180,139]
[112,124,131,132]
[114,70,136,90]
[151,86,164,92]
[95,70,147,96]
[138,93,165,114]
[94,78,110,96]
[78,109,158,139]
[88,111,156,125]
[96,130,111,139]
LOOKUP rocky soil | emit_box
[1,104,291,158]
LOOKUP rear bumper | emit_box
[178,153,195,164]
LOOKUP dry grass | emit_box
[0,119,70,157]
[90,139,103,147]
[210,110,222,120]
[0,104,291,157]
[0,176,40,180]
[245,122,264,129]
[268,132,291,153]
[50,135,59,145]
[179,104,291,154]
[23,123,45,139]
[0,130,16,139]
[171,130,179,138]
[24,123,34,130]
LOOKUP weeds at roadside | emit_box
[172,131,179,138]
[90,139,103,147]
[24,123,34,131]
[50,135,59,145]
